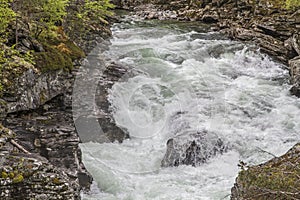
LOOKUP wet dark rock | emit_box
[0,125,81,199]
[289,56,300,97]
[3,69,72,114]
[161,131,228,167]
[73,53,131,144]
[202,12,219,23]
[3,96,93,193]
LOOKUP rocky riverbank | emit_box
[0,3,118,199]
[119,0,300,97]
[112,0,300,199]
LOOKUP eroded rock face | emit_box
[289,56,300,97]
[231,143,300,200]
[3,95,93,193]
[161,131,228,167]
[0,154,79,200]
[0,125,81,200]
[3,69,72,114]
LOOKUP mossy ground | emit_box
[0,26,85,96]
[236,143,300,199]
[34,28,85,72]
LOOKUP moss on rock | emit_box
[231,143,300,200]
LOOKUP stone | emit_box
[202,12,219,23]
[31,39,45,52]
[289,56,300,84]
[161,131,228,167]
[289,56,300,97]
[291,34,300,56]
[5,69,71,113]
[231,143,300,200]
[0,99,8,120]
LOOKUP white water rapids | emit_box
[80,19,300,200]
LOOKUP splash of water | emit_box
[81,20,300,200]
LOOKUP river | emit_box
[80,17,300,200]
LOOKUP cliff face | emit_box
[0,5,113,199]
[0,66,92,199]
[0,124,80,199]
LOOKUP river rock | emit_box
[229,27,289,62]
[73,53,130,143]
[291,34,300,56]
[289,56,300,97]
[161,131,228,167]
[231,143,300,200]
[202,12,219,23]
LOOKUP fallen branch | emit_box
[10,139,31,155]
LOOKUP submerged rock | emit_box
[231,143,300,200]
[161,131,228,167]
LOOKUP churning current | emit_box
[80,18,300,200]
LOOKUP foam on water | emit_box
[81,20,300,199]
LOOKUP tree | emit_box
[64,0,115,41]
[78,0,115,23]
[12,0,69,39]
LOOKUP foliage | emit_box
[65,0,114,41]
[34,44,73,72]
[78,0,115,23]
[12,0,68,39]
[0,44,37,95]
[0,0,114,93]
[285,0,300,9]
[0,0,16,40]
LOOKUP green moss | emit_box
[1,171,8,179]
[9,172,14,179]
[34,43,73,72]
[34,39,84,73]
[12,174,24,183]
[62,40,85,60]
[236,143,300,199]
[52,177,61,185]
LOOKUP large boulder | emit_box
[161,131,228,167]
[231,143,300,200]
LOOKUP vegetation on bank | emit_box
[0,0,114,95]
[285,0,300,9]
[234,143,300,199]
[259,0,300,9]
